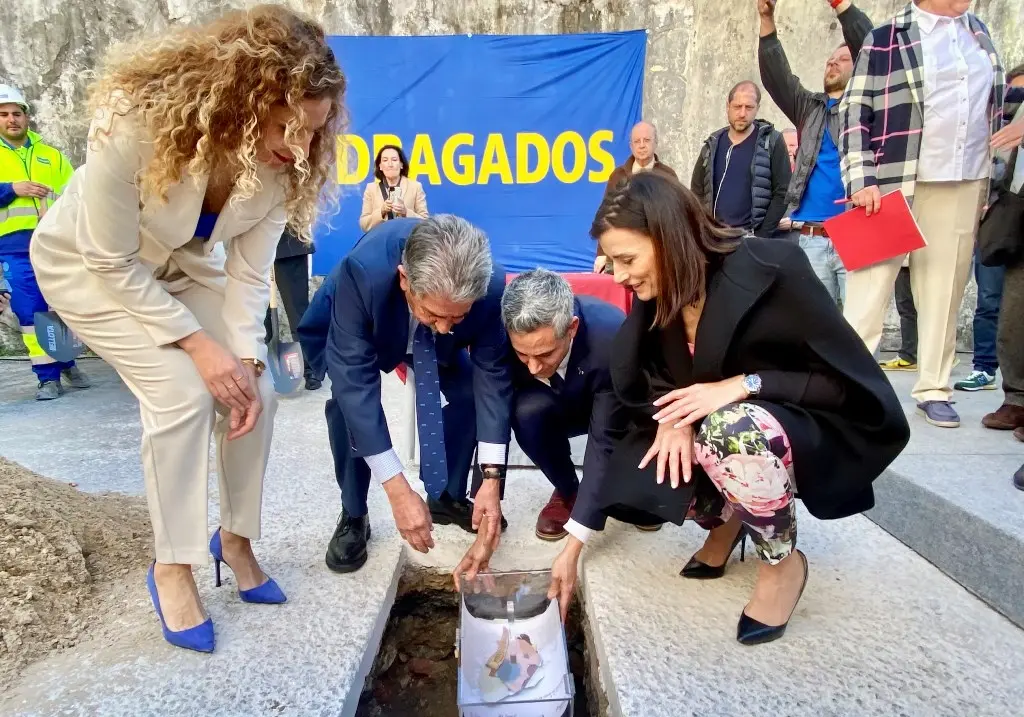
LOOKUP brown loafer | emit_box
[982,404,1024,430]
[535,491,576,541]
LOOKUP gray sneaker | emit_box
[916,400,960,428]
[35,380,64,401]
[61,366,91,389]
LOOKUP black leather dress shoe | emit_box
[680,531,747,579]
[1014,463,1024,492]
[305,376,323,391]
[428,494,508,534]
[325,510,371,573]
[736,550,808,646]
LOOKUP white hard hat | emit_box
[0,85,28,111]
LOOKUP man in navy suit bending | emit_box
[503,270,631,540]
[298,215,512,574]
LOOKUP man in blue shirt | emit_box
[757,0,875,305]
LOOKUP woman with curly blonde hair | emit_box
[30,4,346,653]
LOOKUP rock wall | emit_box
[3,0,1023,354]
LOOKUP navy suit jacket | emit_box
[298,218,513,458]
[511,296,629,531]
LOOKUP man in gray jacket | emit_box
[757,0,873,305]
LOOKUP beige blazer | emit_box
[359,176,428,232]
[30,102,287,361]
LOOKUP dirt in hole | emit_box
[357,570,597,717]
[0,457,153,685]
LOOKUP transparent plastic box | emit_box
[457,570,574,717]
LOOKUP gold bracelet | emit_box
[241,358,266,377]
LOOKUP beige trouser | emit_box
[32,240,278,565]
[843,180,986,403]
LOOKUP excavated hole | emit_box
[356,568,604,717]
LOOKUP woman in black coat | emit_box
[549,173,909,645]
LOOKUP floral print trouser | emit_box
[689,402,796,565]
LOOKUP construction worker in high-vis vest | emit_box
[0,84,90,400]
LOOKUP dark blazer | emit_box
[609,239,910,521]
[510,297,628,531]
[297,218,513,458]
[275,227,314,260]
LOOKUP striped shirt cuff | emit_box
[477,442,507,466]
[364,448,404,484]
[564,519,595,545]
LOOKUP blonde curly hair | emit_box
[86,4,347,241]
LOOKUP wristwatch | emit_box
[480,464,506,481]
[742,373,762,397]
[241,358,266,377]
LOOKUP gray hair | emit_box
[402,215,493,303]
[501,268,575,338]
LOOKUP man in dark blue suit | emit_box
[501,269,633,540]
[298,215,512,574]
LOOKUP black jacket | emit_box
[691,120,792,237]
[275,227,315,260]
[606,239,909,521]
[509,297,628,532]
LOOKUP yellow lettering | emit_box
[516,133,550,184]
[408,133,442,185]
[442,133,476,186]
[477,133,514,185]
[551,131,587,183]
[337,134,370,185]
[587,130,616,183]
[371,134,403,162]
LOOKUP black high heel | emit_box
[736,549,808,646]
[680,528,747,579]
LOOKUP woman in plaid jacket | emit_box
[839,0,1023,430]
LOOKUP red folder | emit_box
[823,190,927,272]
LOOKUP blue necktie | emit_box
[412,323,449,499]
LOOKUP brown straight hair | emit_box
[591,173,742,329]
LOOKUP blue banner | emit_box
[317,32,646,274]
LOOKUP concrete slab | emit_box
[1,358,1023,717]
[865,359,1024,628]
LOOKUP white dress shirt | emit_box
[364,315,507,485]
[533,339,573,387]
[914,4,994,183]
[1013,153,1024,194]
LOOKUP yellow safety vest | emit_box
[0,130,73,239]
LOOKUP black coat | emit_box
[276,228,315,260]
[609,239,910,521]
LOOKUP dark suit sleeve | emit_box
[756,135,793,237]
[573,388,631,531]
[469,275,513,448]
[324,258,393,457]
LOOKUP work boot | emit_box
[535,491,576,541]
[61,366,91,389]
[429,493,508,534]
[325,509,371,573]
[35,380,64,401]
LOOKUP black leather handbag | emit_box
[978,154,1024,268]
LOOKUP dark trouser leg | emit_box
[511,386,583,498]
[972,248,1004,375]
[693,403,797,564]
[325,398,371,517]
[1,253,72,382]
[437,350,478,500]
[895,266,918,363]
[271,255,314,378]
[998,260,1024,407]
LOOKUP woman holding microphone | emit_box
[30,5,346,652]
[359,144,429,231]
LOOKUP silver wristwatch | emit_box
[742,373,762,397]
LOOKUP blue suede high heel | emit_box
[146,562,215,653]
[209,528,287,604]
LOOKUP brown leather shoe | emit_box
[1015,427,1024,443]
[982,404,1024,430]
[535,491,576,541]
